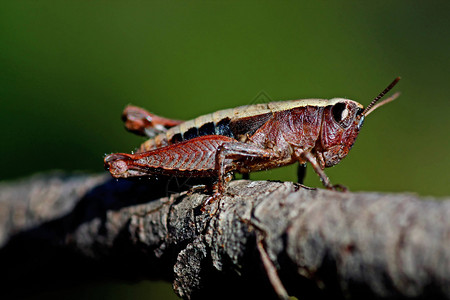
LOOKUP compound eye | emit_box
[332,102,351,126]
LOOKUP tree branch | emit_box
[0,172,449,299]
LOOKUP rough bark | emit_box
[0,172,449,299]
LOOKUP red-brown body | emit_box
[105,78,400,194]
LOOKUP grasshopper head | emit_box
[317,77,401,168]
[318,99,364,167]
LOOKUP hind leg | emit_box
[122,105,183,138]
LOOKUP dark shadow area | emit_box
[0,175,214,299]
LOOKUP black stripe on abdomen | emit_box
[198,122,216,136]
[215,118,233,137]
[183,127,199,140]
[169,118,234,144]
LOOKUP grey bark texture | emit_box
[0,172,449,300]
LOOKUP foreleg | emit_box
[297,163,306,184]
[300,151,347,191]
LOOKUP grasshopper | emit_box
[105,77,400,199]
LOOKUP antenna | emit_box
[362,77,401,117]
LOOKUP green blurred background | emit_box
[1,1,449,299]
